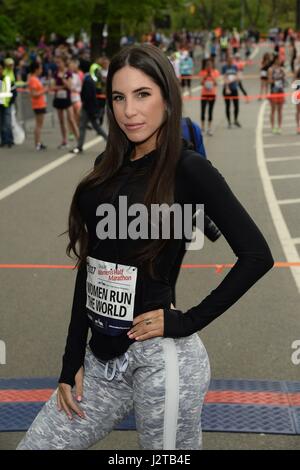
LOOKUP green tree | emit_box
[1,0,184,49]
[0,14,18,47]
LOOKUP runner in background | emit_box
[51,55,79,150]
[198,58,220,135]
[28,61,48,151]
[268,55,285,134]
[179,49,194,96]
[69,59,82,127]
[259,53,272,100]
[222,55,241,128]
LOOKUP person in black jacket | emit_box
[17,44,274,451]
[71,63,108,154]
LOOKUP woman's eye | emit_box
[113,95,123,101]
[138,92,150,98]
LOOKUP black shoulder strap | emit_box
[185,117,196,150]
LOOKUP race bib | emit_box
[86,256,138,336]
[204,80,213,90]
[227,74,236,83]
[56,89,67,99]
[260,70,268,78]
[274,79,283,89]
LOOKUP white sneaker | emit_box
[207,129,213,136]
[36,143,47,151]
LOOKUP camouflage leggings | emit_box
[16,333,211,450]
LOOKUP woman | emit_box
[17,44,274,450]
[28,61,48,151]
[51,56,79,149]
[259,52,272,100]
[69,59,82,127]
[199,58,220,135]
[268,55,286,134]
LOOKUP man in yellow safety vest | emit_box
[0,60,13,147]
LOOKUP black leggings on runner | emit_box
[201,97,216,122]
[223,89,239,123]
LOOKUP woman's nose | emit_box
[124,98,138,118]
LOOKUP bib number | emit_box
[86,257,137,336]
[274,79,283,89]
[204,80,213,90]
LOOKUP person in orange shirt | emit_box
[28,62,48,150]
[199,58,220,135]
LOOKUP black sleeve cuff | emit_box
[58,362,84,388]
[163,308,188,338]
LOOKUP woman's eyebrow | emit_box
[112,87,152,95]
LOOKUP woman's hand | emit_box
[127,304,175,342]
[57,366,85,420]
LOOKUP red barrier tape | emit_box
[0,262,298,274]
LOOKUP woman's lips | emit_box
[124,123,145,130]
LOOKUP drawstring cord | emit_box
[104,352,130,381]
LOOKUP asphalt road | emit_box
[0,43,299,450]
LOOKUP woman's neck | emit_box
[130,146,157,161]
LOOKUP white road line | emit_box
[293,237,300,244]
[278,198,300,205]
[249,45,259,60]
[266,156,300,162]
[264,142,300,149]
[270,173,300,179]
[256,100,300,293]
[0,136,104,201]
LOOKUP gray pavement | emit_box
[0,43,300,450]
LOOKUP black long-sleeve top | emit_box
[58,140,274,386]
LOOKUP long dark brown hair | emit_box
[65,44,182,276]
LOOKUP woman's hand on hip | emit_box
[57,366,85,420]
[127,304,175,341]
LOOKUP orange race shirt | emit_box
[28,75,46,109]
[199,69,220,96]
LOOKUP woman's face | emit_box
[112,65,166,145]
